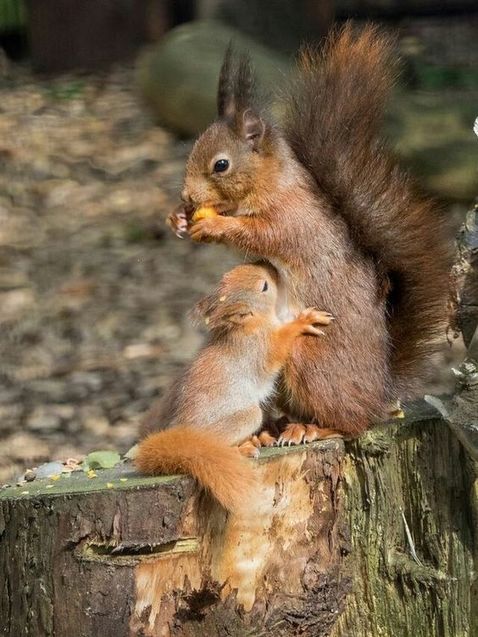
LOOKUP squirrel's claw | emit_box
[299,308,334,326]
[296,307,332,336]
[238,438,260,459]
[313,310,335,325]
[278,423,306,446]
[278,423,343,446]
[303,326,326,337]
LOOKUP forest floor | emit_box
[0,60,466,484]
[0,64,242,482]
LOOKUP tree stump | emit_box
[1,403,476,636]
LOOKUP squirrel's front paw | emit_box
[189,215,232,243]
[297,308,334,336]
[167,203,192,238]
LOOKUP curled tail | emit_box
[284,23,452,394]
[135,426,255,513]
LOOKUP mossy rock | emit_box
[136,20,290,137]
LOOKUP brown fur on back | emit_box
[283,23,452,395]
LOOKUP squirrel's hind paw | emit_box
[238,437,261,459]
[258,430,278,447]
[278,423,343,446]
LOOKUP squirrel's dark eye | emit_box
[261,280,269,292]
[213,158,230,173]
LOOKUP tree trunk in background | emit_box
[451,202,478,348]
[215,0,334,54]
[26,0,171,72]
[1,405,476,636]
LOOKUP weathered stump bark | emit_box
[1,405,476,636]
[0,438,345,636]
[333,406,477,637]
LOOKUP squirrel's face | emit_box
[182,120,268,208]
[194,263,280,331]
[182,47,277,210]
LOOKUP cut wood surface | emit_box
[1,403,476,636]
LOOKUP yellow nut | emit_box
[191,206,218,222]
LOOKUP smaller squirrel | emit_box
[135,263,333,513]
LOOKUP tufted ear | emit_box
[242,109,266,150]
[217,44,236,120]
[217,47,266,145]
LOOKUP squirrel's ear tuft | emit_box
[217,43,236,120]
[242,109,265,150]
[217,45,265,145]
[234,53,255,114]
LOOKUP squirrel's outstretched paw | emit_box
[309,309,335,326]
[297,308,334,336]
[278,423,343,446]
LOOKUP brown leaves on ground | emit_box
[0,65,237,482]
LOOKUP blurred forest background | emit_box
[0,0,477,483]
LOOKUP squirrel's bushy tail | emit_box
[284,23,452,395]
[135,426,255,513]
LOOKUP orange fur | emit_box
[137,264,331,511]
[172,23,452,435]
[135,426,255,513]
[267,309,332,372]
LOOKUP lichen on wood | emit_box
[332,406,477,637]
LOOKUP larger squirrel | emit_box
[168,24,451,440]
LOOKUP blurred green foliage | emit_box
[44,81,85,101]
[0,0,25,31]
[412,63,478,90]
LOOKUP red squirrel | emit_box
[168,24,452,441]
[135,263,333,512]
